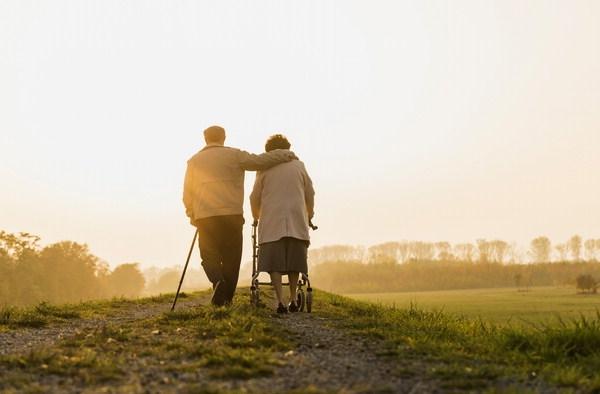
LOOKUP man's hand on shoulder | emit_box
[273,149,298,161]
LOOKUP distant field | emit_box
[346,286,600,325]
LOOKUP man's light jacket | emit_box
[183,144,295,222]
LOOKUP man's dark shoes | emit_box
[276,303,288,314]
[211,280,228,306]
[288,301,299,313]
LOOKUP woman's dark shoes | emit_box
[276,303,288,314]
[288,301,299,313]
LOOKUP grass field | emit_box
[346,286,600,325]
[3,289,600,391]
[0,291,292,392]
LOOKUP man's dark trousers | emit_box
[195,215,244,306]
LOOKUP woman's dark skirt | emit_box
[258,237,309,274]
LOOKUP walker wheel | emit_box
[306,288,313,313]
[297,289,306,312]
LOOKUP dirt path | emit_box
[0,296,203,357]
[232,311,436,393]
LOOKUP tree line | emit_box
[311,260,600,294]
[0,231,145,306]
[4,229,599,305]
[306,235,600,294]
[308,235,600,265]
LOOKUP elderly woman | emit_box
[250,134,315,313]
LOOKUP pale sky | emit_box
[1,1,599,268]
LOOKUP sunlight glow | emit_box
[1,1,599,268]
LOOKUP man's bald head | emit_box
[204,126,226,145]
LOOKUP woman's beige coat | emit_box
[250,158,315,245]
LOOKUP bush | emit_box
[576,274,597,294]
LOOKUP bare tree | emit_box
[530,236,551,263]
[308,245,365,265]
[490,240,509,263]
[454,243,476,262]
[435,242,453,261]
[568,235,582,262]
[398,241,410,263]
[555,243,568,262]
[368,242,400,263]
[507,242,523,264]
[477,239,491,263]
[584,239,597,262]
[408,242,435,261]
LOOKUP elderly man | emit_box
[250,134,315,313]
[183,126,297,306]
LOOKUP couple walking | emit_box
[183,126,315,313]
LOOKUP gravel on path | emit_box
[0,296,202,357]
[217,309,437,394]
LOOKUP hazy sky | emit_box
[1,1,599,268]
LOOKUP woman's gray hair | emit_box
[265,134,291,152]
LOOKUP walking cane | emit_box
[171,229,198,311]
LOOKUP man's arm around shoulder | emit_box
[237,149,298,171]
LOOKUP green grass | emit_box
[346,286,600,325]
[0,291,291,392]
[158,300,288,379]
[4,287,600,391]
[316,290,600,391]
[0,293,188,331]
[0,302,83,329]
